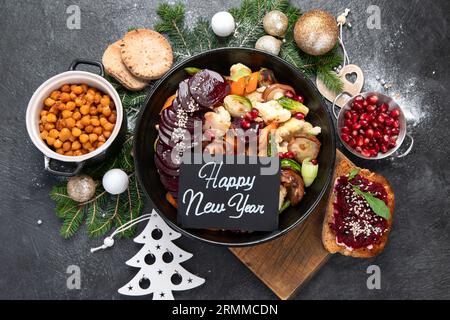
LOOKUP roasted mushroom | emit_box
[258,68,277,86]
[262,84,296,101]
[280,169,305,205]
[288,133,321,163]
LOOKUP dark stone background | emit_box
[0,0,449,299]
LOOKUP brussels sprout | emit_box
[301,157,318,187]
[258,68,277,86]
[184,67,201,75]
[277,96,309,115]
[230,63,252,81]
[281,158,302,174]
[223,95,252,117]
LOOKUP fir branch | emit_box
[60,207,84,238]
[317,67,344,93]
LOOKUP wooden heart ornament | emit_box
[316,64,364,108]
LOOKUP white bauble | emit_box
[255,35,282,55]
[102,169,129,195]
[211,11,235,37]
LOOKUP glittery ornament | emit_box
[263,10,288,38]
[294,9,339,56]
[67,175,96,202]
[255,35,282,55]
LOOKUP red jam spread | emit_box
[331,174,388,249]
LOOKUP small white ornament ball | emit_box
[255,35,282,55]
[263,10,289,37]
[102,169,129,195]
[211,11,235,37]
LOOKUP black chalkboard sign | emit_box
[178,155,280,231]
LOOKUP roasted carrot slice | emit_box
[160,94,176,113]
[166,192,178,208]
[245,72,259,94]
[230,77,246,96]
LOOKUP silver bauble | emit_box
[255,35,282,55]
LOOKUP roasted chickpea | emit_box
[62,141,71,151]
[50,91,61,100]
[65,150,74,156]
[72,141,81,151]
[65,118,76,129]
[72,127,82,137]
[103,130,112,138]
[81,115,91,126]
[46,136,55,146]
[85,125,94,133]
[69,92,77,100]
[81,84,88,93]
[96,105,104,114]
[56,148,65,155]
[75,120,84,129]
[85,93,94,103]
[79,134,89,144]
[61,84,71,93]
[108,113,117,123]
[93,126,103,135]
[75,97,83,107]
[40,130,49,139]
[73,150,83,156]
[66,101,76,111]
[88,133,98,143]
[94,93,102,104]
[72,111,81,120]
[44,98,56,107]
[72,86,84,95]
[80,105,90,115]
[40,110,48,117]
[102,106,112,117]
[89,106,98,115]
[46,113,57,123]
[49,129,59,139]
[59,128,71,142]
[103,122,114,132]
[61,110,73,119]
[53,139,63,149]
[55,119,65,131]
[98,135,106,142]
[44,123,55,131]
[100,95,111,107]
[83,142,93,150]
[60,92,71,103]
[57,102,67,111]
[90,118,100,126]
[97,141,105,148]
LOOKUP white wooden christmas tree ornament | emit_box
[118,210,205,300]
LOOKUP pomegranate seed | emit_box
[367,95,379,105]
[374,130,382,139]
[360,120,369,127]
[365,128,374,138]
[372,121,379,129]
[391,127,400,135]
[354,96,364,103]
[285,151,295,159]
[382,134,390,143]
[352,123,361,130]
[341,133,350,142]
[384,127,392,135]
[361,149,371,157]
[357,136,364,146]
[353,101,363,110]
[355,146,363,153]
[341,126,350,134]
[310,159,318,165]
[345,111,352,119]
[377,115,385,123]
[364,137,370,145]
[284,91,295,99]
[381,145,388,153]
[379,103,389,113]
[384,117,394,127]
[344,119,353,127]
[295,95,305,103]
[393,120,400,128]
[352,114,359,123]
[366,105,376,113]
[352,130,359,137]
[250,108,259,118]
[347,139,356,147]
[390,109,400,118]
[362,100,368,107]
[294,112,305,120]
[278,152,285,159]
[241,119,251,129]
[389,136,397,146]
[244,112,253,121]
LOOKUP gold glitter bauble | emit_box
[294,9,339,56]
[67,174,96,202]
[263,10,288,37]
[255,35,282,55]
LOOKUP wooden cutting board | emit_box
[230,150,351,300]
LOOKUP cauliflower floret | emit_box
[279,185,287,210]
[254,100,291,124]
[246,91,263,106]
[276,118,322,141]
[203,106,231,138]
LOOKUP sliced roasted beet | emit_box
[188,69,230,107]
[155,139,179,169]
[154,155,180,177]
[159,172,179,192]
[178,79,200,112]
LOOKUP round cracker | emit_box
[102,40,148,91]
[120,29,173,80]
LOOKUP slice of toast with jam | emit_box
[322,158,395,258]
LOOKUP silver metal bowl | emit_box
[333,91,413,160]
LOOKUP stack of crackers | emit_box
[102,29,173,91]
